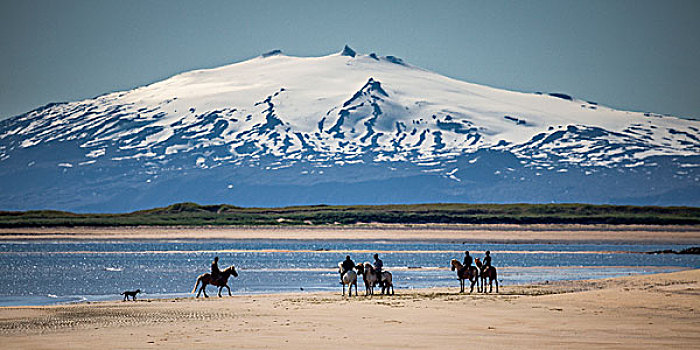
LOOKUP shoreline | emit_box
[1,269,698,349]
[0,265,690,308]
[2,224,700,243]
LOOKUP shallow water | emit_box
[0,239,697,306]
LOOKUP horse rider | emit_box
[482,250,492,270]
[340,255,355,282]
[373,253,384,286]
[211,256,221,283]
[461,250,473,275]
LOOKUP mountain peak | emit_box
[261,49,283,58]
[339,45,356,57]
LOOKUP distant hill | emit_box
[0,202,698,227]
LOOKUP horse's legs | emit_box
[202,283,209,298]
[225,284,232,296]
[495,278,499,293]
[342,283,346,296]
[218,286,223,297]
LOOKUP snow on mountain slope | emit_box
[0,46,698,211]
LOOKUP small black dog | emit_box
[120,289,141,301]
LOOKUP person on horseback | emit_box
[340,255,355,282]
[373,253,383,286]
[460,250,472,275]
[211,256,221,283]
[483,250,492,268]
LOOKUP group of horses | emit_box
[189,257,498,298]
[450,258,499,294]
[339,262,395,297]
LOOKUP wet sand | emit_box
[1,224,699,243]
[1,269,698,349]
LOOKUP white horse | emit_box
[356,262,394,296]
[338,262,358,297]
[380,269,394,295]
[356,262,378,296]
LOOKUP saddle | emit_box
[211,273,223,285]
[374,271,384,286]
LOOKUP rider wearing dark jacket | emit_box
[373,253,383,285]
[483,251,492,268]
[211,256,221,282]
[340,255,355,279]
[463,251,473,267]
[460,251,472,275]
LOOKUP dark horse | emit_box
[450,259,480,293]
[474,258,498,293]
[192,265,239,298]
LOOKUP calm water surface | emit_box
[0,239,698,306]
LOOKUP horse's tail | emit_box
[192,275,201,293]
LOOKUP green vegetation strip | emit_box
[0,202,699,227]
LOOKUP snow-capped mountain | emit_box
[1,46,698,212]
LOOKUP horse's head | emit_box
[355,263,364,274]
[450,259,458,271]
[224,265,238,277]
[474,258,482,268]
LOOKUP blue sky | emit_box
[1,0,699,120]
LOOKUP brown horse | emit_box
[192,265,239,298]
[474,258,498,293]
[450,259,480,293]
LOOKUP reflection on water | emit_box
[0,239,697,306]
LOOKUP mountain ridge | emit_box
[0,46,698,212]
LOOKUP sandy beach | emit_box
[0,269,698,349]
[1,224,700,243]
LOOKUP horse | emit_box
[338,262,358,297]
[356,262,394,296]
[450,259,480,293]
[355,263,376,296]
[192,265,239,298]
[380,270,394,295]
[474,258,498,293]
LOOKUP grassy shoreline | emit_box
[1,202,699,227]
